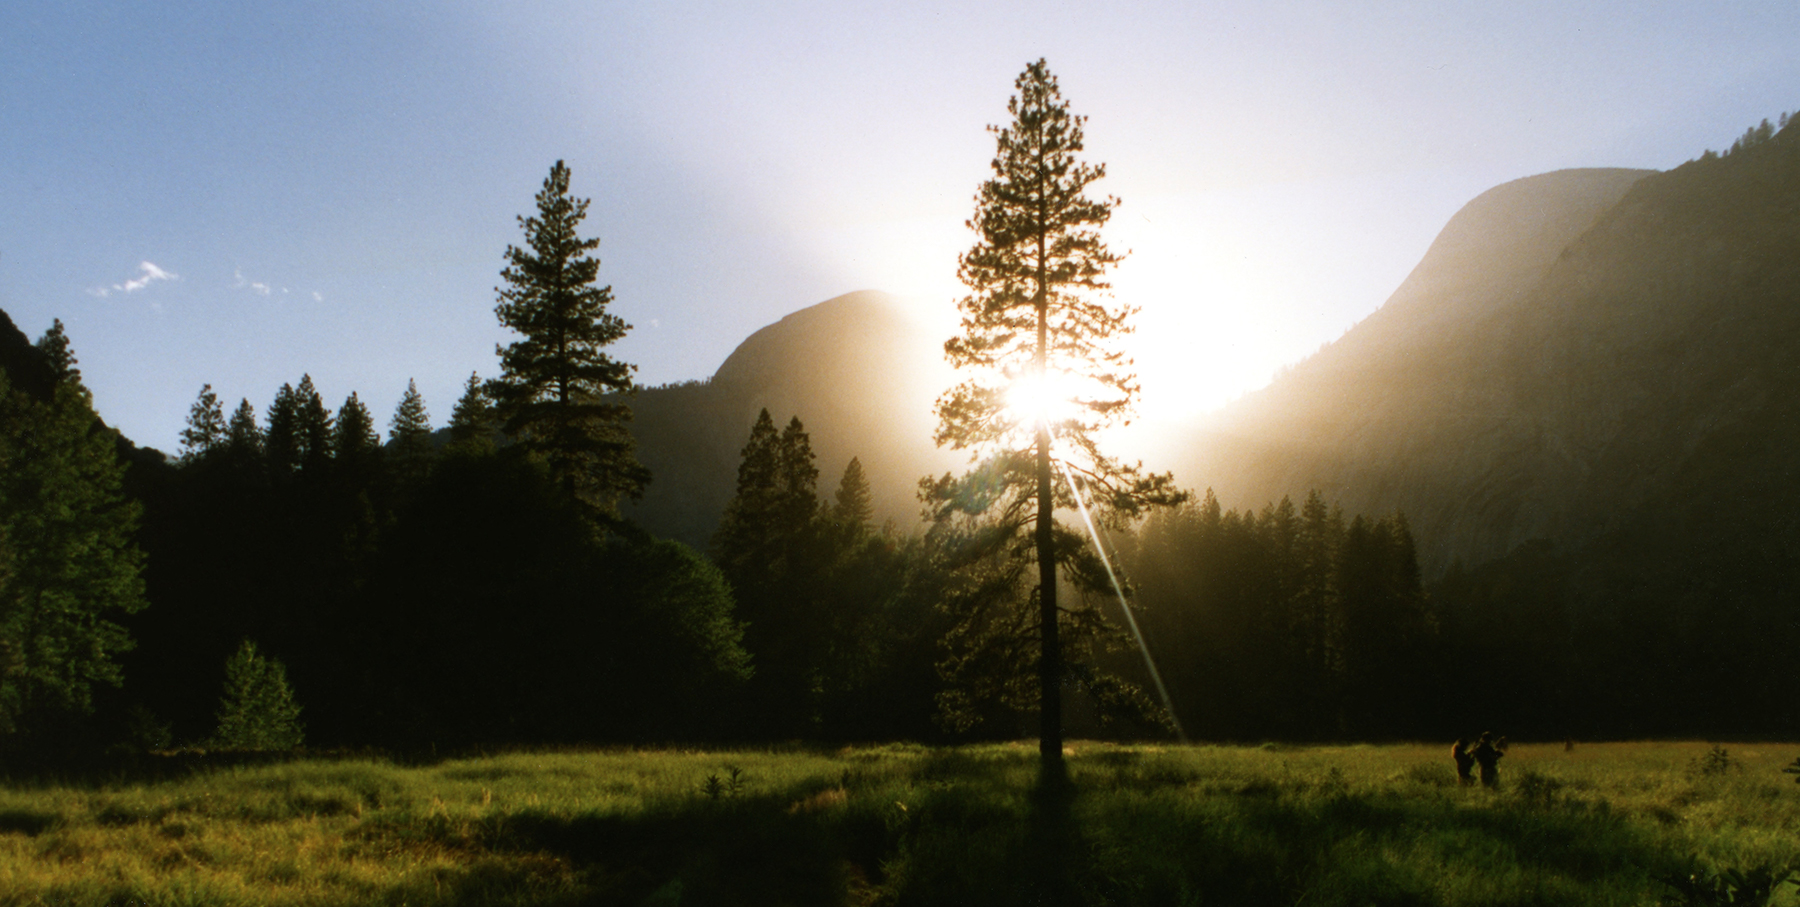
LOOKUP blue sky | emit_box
[3,0,1796,452]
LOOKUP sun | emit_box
[1003,369,1090,431]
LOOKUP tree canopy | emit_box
[929,59,1183,767]
[489,160,649,519]
[0,330,145,741]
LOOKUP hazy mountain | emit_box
[1172,125,1800,578]
[625,290,961,548]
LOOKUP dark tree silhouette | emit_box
[447,371,495,455]
[223,398,264,472]
[929,59,1181,768]
[265,383,301,476]
[831,456,874,534]
[387,379,433,484]
[388,380,431,450]
[179,384,227,461]
[33,318,78,383]
[489,160,649,519]
[332,392,378,464]
[713,410,828,730]
[293,375,333,476]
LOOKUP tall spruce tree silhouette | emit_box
[930,60,1182,771]
[489,161,649,519]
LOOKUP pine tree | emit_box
[713,409,787,582]
[388,380,432,450]
[929,60,1183,768]
[0,356,145,736]
[208,639,304,750]
[34,319,79,384]
[294,375,334,475]
[831,457,874,533]
[489,160,649,519]
[179,384,227,461]
[224,399,265,469]
[332,392,378,461]
[388,380,434,482]
[776,416,820,535]
[713,410,830,730]
[447,371,494,454]
[265,384,301,476]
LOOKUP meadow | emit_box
[0,740,1797,906]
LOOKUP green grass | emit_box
[0,741,1797,905]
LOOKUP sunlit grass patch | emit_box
[0,740,1797,905]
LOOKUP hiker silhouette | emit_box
[1471,732,1503,788]
[1451,739,1475,785]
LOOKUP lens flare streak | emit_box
[1054,458,1188,742]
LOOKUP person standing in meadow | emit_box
[1452,739,1476,785]
[1472,732,1504,787]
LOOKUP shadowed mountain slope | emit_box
[625,290,959,548]
[1173,123,1800,579]
[1167,167,1664,572]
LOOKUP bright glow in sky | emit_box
[3,0,1795,451]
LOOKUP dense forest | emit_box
[3,113,1799,759]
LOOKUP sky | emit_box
[3,0,1796,453]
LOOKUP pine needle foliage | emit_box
[832,457,874,533]
[333,392,379,462]
[447,371,495,455]
[387,379,434,482]
[224,398,264,467]
[33,318,78,384]
[294,375,334,475]
[388,379,432,448]
[489,160,649,519]
[179,384,227,461]
[929,60,1183,763]
[209,639,304,751]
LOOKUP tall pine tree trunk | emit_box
[1035,265,1062,770]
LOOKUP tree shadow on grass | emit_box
[399,754,1677,907]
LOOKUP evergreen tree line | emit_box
[123,371,749,748]
[1118,490,1438,742]
[709,409,950,741]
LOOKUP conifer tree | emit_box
[776,416,820,535]
[388,380,432,450]
[447,371,494,454]
[332,392,378,461]
[294,375,334,474]
[489,160,649,518]
[265,384,301,476]
[0,353,145,736]
[208,639,304,750]
[34,319,78,384]
[832,457,874,533]
[224,399,264,466]
[179,384,227,461]
[713,409,786,581]
[388,380,434,482]
[713,411,831,729]
[929,60,1183,768]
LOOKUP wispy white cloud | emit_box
[90,260,178,297]
[312,291,323,302]
[233,268,275,296]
